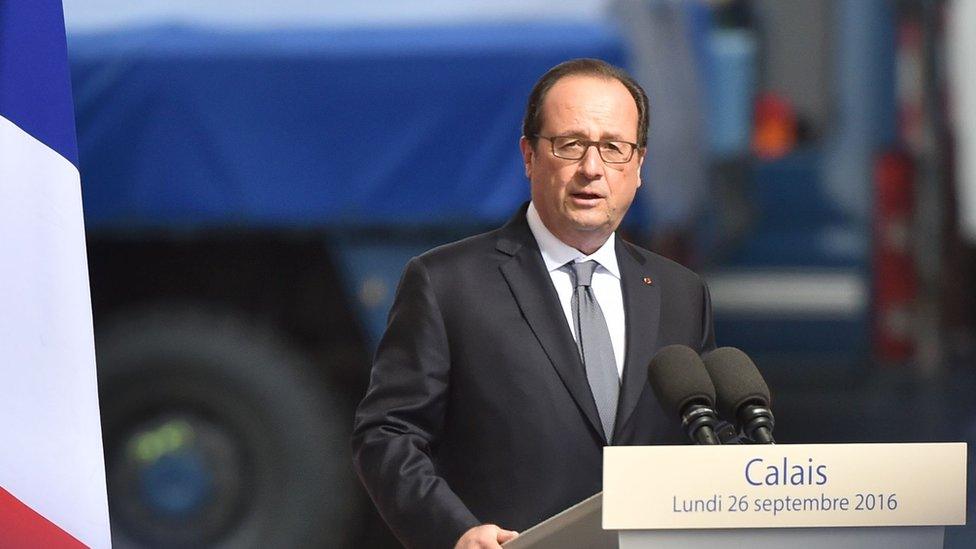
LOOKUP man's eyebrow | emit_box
[598,129,634,141]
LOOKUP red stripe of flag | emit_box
[0,486,89,548]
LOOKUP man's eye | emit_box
[558,139,583,150]
[601,142,623,153]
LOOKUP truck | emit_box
[70,19,627,548]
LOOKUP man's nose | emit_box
[578,145,604,179]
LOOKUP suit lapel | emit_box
[613,239,661,440]
[495,213,606,443]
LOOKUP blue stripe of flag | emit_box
[0,0,79,167]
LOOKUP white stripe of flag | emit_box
[0,1,111,547]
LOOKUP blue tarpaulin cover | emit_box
[69,23,626,230]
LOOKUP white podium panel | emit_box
[604,443,966,530]
[505,443,966,549]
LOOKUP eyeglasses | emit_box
[535,135,639,164]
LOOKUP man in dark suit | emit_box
[352,58,715,549]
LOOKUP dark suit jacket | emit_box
[352,206,715,548]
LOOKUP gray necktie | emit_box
[569,260,620,443]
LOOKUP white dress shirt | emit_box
[526,202,626,379]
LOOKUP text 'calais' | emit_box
[745,457,828,486]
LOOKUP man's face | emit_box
[520,75,644,254]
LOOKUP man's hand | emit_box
[454,524,519,548]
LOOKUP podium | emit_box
[505,443,966,549]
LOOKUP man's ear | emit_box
[519,136,534,179]
[636,147,646,188]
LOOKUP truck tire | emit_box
[96,306,353,548]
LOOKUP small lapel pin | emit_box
[642,277,653,286]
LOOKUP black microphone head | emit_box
[647,345,716,417]
[702,347,771,419]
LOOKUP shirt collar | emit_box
[526,201,620,279]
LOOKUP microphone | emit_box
[702,347,775,444]
[647,345,722,445]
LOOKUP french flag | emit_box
[0,1,111,547]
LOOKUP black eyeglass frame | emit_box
[534,134,640,164]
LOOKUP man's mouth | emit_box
[571,191,604,201]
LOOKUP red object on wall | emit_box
[752,92,798,160]
[873,150,917,362]
[0,486,88,549]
